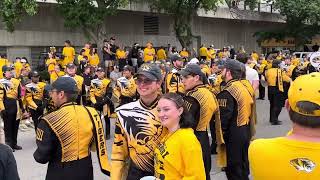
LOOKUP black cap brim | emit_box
[135,72,158,81]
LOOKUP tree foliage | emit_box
[254,0,320,49]
[0,0,38,32]
[56,0,128,43]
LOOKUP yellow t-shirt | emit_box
[144,48,155,62]
[249,137,320,180]
[50,71,65,84]
[14,62,23,78]
[199,47,207,57]
[291,58,300,66]
[46,58,57,73]
[89,54,100,66]
[206,49,216,60]
[251,53,259,62]
[154,128,205,180]
[62,47,75,66]
[157,49,167,61]
[180,51,189,59]
[0,58,9,79]
[116,50,126,60]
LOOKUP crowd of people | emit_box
[0,36,319,180]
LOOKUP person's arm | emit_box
[217,91,235,133]
[1,144,20,180]
[89,83,97,105]
[111,119,129,180]
[33,120,56,164]
[183,96,201,129]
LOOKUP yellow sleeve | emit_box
[282,73,291,83]
[89,84,97,104]
[25,89,38,110]
[0,85,5,111]
[111,119,129,180]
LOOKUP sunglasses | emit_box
[135,78,156,85]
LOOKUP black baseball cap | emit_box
[135,63,162,81]
[2,65,13,72]
[96,67,104,72]
[178,64,204,77]
[218,59,243,72]
[66,63,76,69]
[123,65,134,72]
[47,77,78,94]
[170,55,182,62]
[178,64,208,83]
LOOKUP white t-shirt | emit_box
[245,65,259,85]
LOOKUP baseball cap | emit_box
[30,71,40,77]
[288,72,320,117]
[96,67,104,72]
[66,63,76,69]
[123,65,134,72]
[135,63,162,81]
[179,64,203,77]
[2,65,13,72]
[170,55,182,62]
[47,77,78,94]
[218,59,243,72]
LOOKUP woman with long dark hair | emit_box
[154,93,205,179]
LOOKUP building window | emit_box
[0,47,7,57]
[144,16,159,35]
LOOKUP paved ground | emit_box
[13,99,291,180]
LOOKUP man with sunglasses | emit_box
[179,64,219,180]
[111,63,168,180]
[33,77,110,180]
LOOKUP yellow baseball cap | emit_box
[288,72,320,116]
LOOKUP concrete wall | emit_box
[0,3,283,64]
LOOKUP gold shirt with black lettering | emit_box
[154,128,206,180]
[185,85,218,131]
[25,82,46,110]
[89,78,110,104]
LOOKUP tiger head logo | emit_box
[290,158,316,173]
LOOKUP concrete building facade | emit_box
[0,1,283,66]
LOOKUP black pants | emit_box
[195,131,211,180]
[127,164,153,180]
[209,119,217,153]
[30,100,44,130]
[118,59,127,72]
[225,126,250,180]
[46,156,93,180]
[268,87,284,123]
[258,83,265,99]
[3,98,19,147]
[104,116,110,138]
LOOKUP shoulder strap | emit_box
[83,106,111,176]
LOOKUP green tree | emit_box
[0,0,38,32]
[254,0,320,50]
[56,0,128,43]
